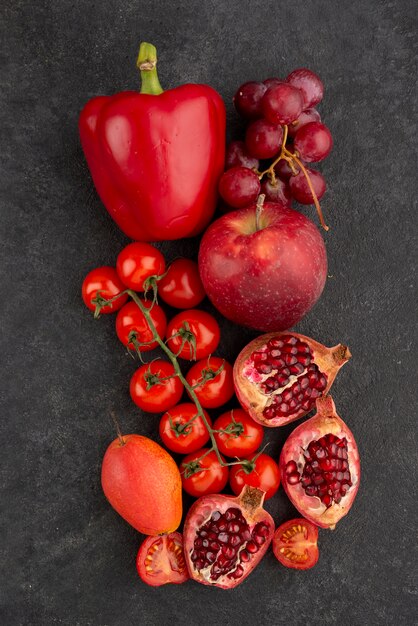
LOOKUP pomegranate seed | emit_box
[230,535,242,547]
[270,349,281,357]
[202,539,209,548]
[253,351,268,363]
[310,389,321,399]
[254,534,266,546]
[322,494,332,507]
[216,521,227,532]
[222,546,236,559]
[300,377,309,389]
[283,335,298,345]
[218,532,229,543]
[281,345,298,355]
[229,565,244,579]
[206,551,216,563]
[270,358,285,368]
[298,354,311,366]
[286,460,298,473]
[268,338,284,349]
[282,389,293,403]
[246,541,259,553]
[284,354,298,366]
[287,472,300,484]
[241,529,251,541]
[240,550,250,562]
[301,400,312,411]
[254,523,269,537]
[210,541,220,551]
[279,402,290,414]
[195,559,204,570]
[257,363,272,374]
[301,476,311,487]
[317,374,327,390]
[277,375,289,387]
[195,538,202,548]
[305,485,317,496]
[227,522,241,534]
[312,474,324,485]
[211,511,221,521]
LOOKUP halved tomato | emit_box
[136,532,189,587]
[272,518,319,570]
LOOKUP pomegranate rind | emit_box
[279,396,360,528]
[183,485,274,589]
[233,332,351,428]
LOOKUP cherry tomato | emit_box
[116,242,166,291]
[136,532,189,586]
[186,356,234,409]
[82,266,128,314]
[213,409,264,457]
[158,258,205,309]
[273,518,319,570]
[229,453,280,500]
[166,309,220,360]
[130,360,183,413]
[159,403,212,454]
[180,448,229,497]
[116,300,167,351]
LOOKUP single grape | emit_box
[233,81,267,119]
[288,108,321,138]
[226,141,259,170]
[289,168,326,204]
[218,166,261,208]
[294,122,333,162]
[262,83,304,125]
[245,119,283,159]
[263,77,283,89]
[274,158,300,180]
[260,177,292,207]
[286,68,324,109]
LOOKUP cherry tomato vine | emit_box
[92,285,257,473]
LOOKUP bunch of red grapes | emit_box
[219,69,333,217]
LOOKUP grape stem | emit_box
[94,288,243,469]
[258,124,329,231]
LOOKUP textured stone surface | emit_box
[1,1,417,624]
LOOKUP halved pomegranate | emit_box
[234,332,350,427]
[273,518,319,570]
[183,485,274,588]
[136,532,189,587]
[279,396,360,529]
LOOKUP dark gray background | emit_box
[1,1,417,624]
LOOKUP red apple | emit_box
[198,201,327,331]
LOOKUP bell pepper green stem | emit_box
[137,42,164,95]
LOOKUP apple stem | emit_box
[255,194,265,231]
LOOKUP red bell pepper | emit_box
[79,43,225,242]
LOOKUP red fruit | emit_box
[286,68,324,109]
[158,258,205,309]
[279,396,360,529]
[213,408,264,457]
[294,122,333,163]
[82,266,128,314]
[159,403,212,454]
[263,77,283,89]
[288,108,321,138]
[260,177,291,207]
[101,434,182,535]
[183,485,274,588]
[136,532,189,586]
[229,454,280,500]
[233,81,267,119]
[273,519,319,570]
[289,168,326,205]
[180,448,229,497]
[245,119,283,159]
[218,167,261,209]
[186,356,234,409]
[166,309,220,360]
[233,331,351,427]
[226,140,259,171]
[262,83,304,125]
[198,202,327,332]
[115,300,167,351]
[130,360,184,413]
[116,242,166,291]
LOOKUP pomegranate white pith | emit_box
[234,332,351,427]
[183,486,274,589]
[279,396,360,529]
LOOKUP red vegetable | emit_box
[79,42,225,242]
[136,532,189,586]
[273,519,319,570]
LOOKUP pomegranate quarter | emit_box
[198,201,327,332]
[183,485,274,589]
[279,396,360,529]
[234,332,351,427]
